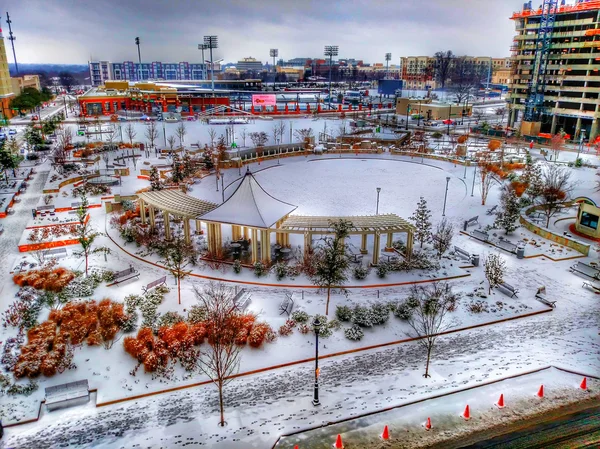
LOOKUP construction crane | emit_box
[524,0,558,122]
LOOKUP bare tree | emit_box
[105,128,119,151]
[484,253,505,294]
[549,133,565,162]
[536,165,573,228]
[239,127,248,147]
[53,127,73,169]
[208,128,217,148]
[406,283,456,377]
[125,123,137,147]
[175,122,187,148]
[193,282,245,427]
[145,121,159,152]
[434,50,454,90]
[167,135,177,154]
[156,235,196,304]
[275,120,286,144]
[294,128,314,144]
[432,218,454,259]
[73,193,110,276]
[249,132,268,148]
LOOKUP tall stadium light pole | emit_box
[198,44,208,79]
[385,53,391,79]
[204,35,218,98]
[324,45,338,110]
[270,49,278,88]
[6,12,18,75]
[135,37,142,81]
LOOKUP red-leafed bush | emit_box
[13,268,76,292]
[248,323,273,348]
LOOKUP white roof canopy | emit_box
[200,169,297,228]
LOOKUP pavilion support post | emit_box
[261,229,271,263]
[195,219,202,235]
[206,223,215,255]
[283,232,290,246]
[243,226,249,240]
[183,218,191,244]
[139,199,146,225]
[385,232,393,251]
[149,205,155,228]
[215,224,223,257]
[232,225,241,241]
[303,232,312,256]
[164,211,171,240]
[372,231,381,266]
[251,228,259,263]
[406,231,414,261]
[360,233,368,254]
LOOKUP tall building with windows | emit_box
[88,60,210,85]
[235,57,264,72]
[0,21,15,120]
[400,56,436,90]
[508,1,600,140]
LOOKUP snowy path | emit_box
[4,295,598,449]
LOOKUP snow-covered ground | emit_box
[1,128,599,449]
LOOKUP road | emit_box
[454,404,600,449]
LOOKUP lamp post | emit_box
[447,103,452,136]
[385,53,391,79]
[376,187,381,215]
[324,45,339,110]
[135,37,142,81]
[576,130,585,161]
[405,103,410,130]
[417,99,422,127]
[312,317,321,406]
[62,95,68,118]
[198,43,208,79]
[270,49,278,88]
[471,163,477,197]
[442,177,450,217]
[204,35,218,97]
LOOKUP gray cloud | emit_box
[6,0,519,64]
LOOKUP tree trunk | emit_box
[218,381,225,427]
[424,345,432,378]
[325,287,331,315]
[177,276,181,305]
[85,254,88,276]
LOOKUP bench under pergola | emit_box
[279,214,415,265]
[137,190,218,242]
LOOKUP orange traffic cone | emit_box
[380,425,390,440]
[294,446,299,449]
[462,404,471,420]
[496,394,505,409]
[537,385,544,398]
[334,434,344,449]
[424,417,432,431]
[580,377,587,390]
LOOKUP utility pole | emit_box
[135,37,142,81]
[270,49,278,88]
[204,35,218,98]
[6,12,18,75]
[324,45,339,110]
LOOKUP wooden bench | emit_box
[279,292,294,316]
[570,262,600,280]
[486,205,498,215]
[582,281,600,294]
[471,229,489,242]
[45,379,89,411]
[142,275,166,294]
[36,205,55,213]
[465,216,479,227]
[498,282,519,298]
[112,265,140,285]
[43,248,68,259]
[233,288,252,311]
[453,246,471,261]
[496,239,518,254]
[535,286,556,308]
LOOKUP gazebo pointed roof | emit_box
[199,168,297,228]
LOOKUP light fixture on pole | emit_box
[385,53,391,79]
[198,43,208,79]
[324,45,339,110]
[471,163,477,197]
[270,49,278,87]
[376,187,381,215]
[442,177,450,217]
[203,35,218,98]
[135,37,142,81]
[312,317,321,406]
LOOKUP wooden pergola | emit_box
[279,214,415,265]
[137,190,218,242]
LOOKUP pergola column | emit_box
[195,219,202,234]
[149,206,155,228]
[303,232,312,255]
[139,199,146,225]
[386,232,393,250]
[283,232,290,246]
[260,229,271,262]
[232,225,242,241]
[243,226,249,240]
[215,224,222,256]
[251,228,259,263]
[164,211,171,240]
[183,218,191,244]
[206,223,215,254]
[360,234,368,254]
[406,230,414,261]
[372,231,381,265]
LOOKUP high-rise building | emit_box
[235,57,264,72]
[400,56,436,90]
[508,1,600,140]
[88,60,210,86]
[0,21,15,121]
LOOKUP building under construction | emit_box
[508,0,600,141]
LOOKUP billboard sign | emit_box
[252,94,277,107]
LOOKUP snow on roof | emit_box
[199,169,297,228]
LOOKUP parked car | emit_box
[442,119,455,125]
[423,120,439,127]
[8,128,17,135]
[0,133,6,140]
[31,115,39,120]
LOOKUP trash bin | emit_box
[471,254,480,267]
[463,220,468,231]
[517,246,525,259]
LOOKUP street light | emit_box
[324,45,339,110]
[198,43,209,79]
[135,37,142,81]
[203,35,218,97]
[270,49,278,88]
[442,177,450,217]
[376,187,381,215]
[385,53,391,79]
[312,317,321,406]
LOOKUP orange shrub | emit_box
[13,268,76,293]
[488,139,502,151]
[248,322,273,348]
[511,180,529,197]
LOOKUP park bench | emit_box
[347,248,363,263]
[470,229,489,243]
[582,281,600,294]
[71,201,84,209]
[45,379,89,411]
[141,276,166,294]
[112,265,140,285]
[465,216,479,227]
[535,286,556,308]
[496,239,518,254]
[498,282,519,298]
[233,288,252,311]
[486,205,498,215]
[43,248,68,259]
[279,292,294,316]
[570,261,600,280]
[36,205,55,213]
[453,246,471,261]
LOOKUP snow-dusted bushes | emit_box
[187,305,208,324]
[335,305,353,322]
[370,302,390,325]
[272,262,288,281]
[2,289,43,331]
[232,259,242,274]
[353,265,369,280]
[344,324,364,341]
[253,261,267,277]
[290,310,309,323]
[352,305,374,327]
[278,319,296,336]
[376,263,389,279]
[393,300,414,320]
[158,311,185,328]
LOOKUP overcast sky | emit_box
[5,0,523,65]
